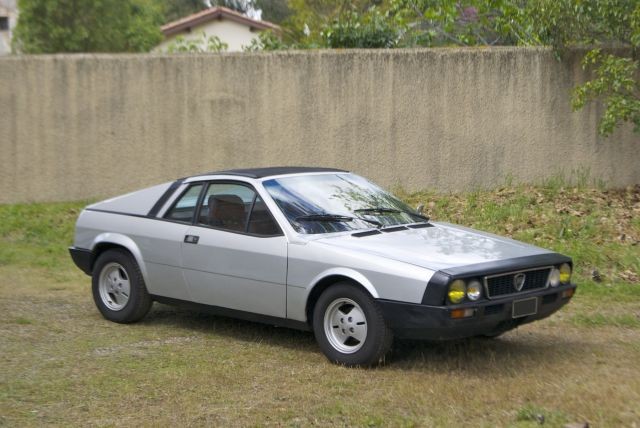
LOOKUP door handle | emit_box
[184,235,199,244]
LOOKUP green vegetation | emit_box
[0,184,638,425]
[572,313,640,328]
[13,0,165,53]
[0,201,86,270]
[515,404,569,427]
[165,33,229,52]
[254,0,292,24]
[161,0,207,22]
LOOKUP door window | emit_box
[164,184,203,223]
[197,183,281,236]
[248,196,281,236]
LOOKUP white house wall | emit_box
[156,19,261,53]
[0,0,17,55]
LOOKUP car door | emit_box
[180,181,288,318]
[141,183,205,301]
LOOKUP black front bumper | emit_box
[69,247,93,276]
[378,284,576,340]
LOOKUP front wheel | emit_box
[92,249,152,323]
[313,283,393,366]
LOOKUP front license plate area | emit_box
[512,297,538,318]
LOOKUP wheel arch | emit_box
[304,268,379,325]
[90,233,149,284]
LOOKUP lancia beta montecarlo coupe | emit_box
[70,167,576,366]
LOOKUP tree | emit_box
[524,0,639,136]
[161,0,207,22]
[320,8,403,48]
[13,0,164,53]
[254,0,292,23]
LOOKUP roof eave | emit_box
[161,7,280,38]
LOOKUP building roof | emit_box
[161,6,280,37]
[195,167,348,179]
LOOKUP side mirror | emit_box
[416,203,425,215]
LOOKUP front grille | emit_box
[484,267,551,299]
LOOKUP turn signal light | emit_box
[450,308,475,319]
[561,288,575,299]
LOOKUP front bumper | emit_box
[377,284,576,340]
[69,246,93,276]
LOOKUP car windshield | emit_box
[263,173,426,234]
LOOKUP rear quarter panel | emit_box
[74,210,191,299]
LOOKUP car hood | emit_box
[312,222,552,272]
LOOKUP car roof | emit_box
[191,166,348,179]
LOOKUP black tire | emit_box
[312,282,393,367]
[92,249,152,323]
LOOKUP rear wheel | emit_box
[92,249,152,323]
[313,282,393,366]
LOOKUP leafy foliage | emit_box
[573,50,640,136]
[161,0,207,22]
[391,0,516,47]
[13,0,165,53]
[254,0,292,23]
[320,8,403,48]
[243,31,289,51]
[165,32,228,52]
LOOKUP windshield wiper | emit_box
[354,207,402,214]
[295,214,354,222]
[355,207,430,222]
[295,214,383,228]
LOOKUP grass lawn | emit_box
[1,183,639,426]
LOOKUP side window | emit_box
[196,182,282,236]
[164,184,203,223]
[248,196,281,236]
[198,183,255,232]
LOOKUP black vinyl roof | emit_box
[197,166,348,179]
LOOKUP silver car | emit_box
[70,167,576,366]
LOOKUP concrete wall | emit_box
[0,48,638,204]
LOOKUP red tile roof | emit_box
[161,6,280,37]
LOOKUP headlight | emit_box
[466,279,482,301]
[549,268,561,287]
[559,263,572,283]
[448,279,466,304]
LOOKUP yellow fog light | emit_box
[559,263,572,284]
[448,280,466,304]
